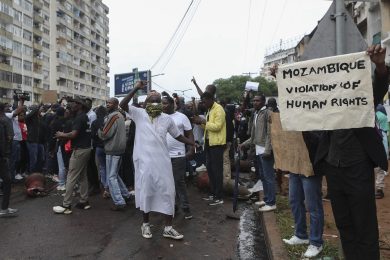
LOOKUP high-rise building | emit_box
[0,0,109,106]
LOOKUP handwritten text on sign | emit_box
[276,51,374,131]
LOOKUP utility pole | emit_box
[335,0,346,55]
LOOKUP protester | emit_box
[315,45,388,260]
[193,91,226,206]
[53,98,92,214]
[375,103,388,199]
[0,102,18,217]
[162,93,194,219]
[91,106,108,198]
[5,97,25,182]
[98,98,131,211]
[25,105,45,173]
[241,95,276,212]
[119,81,195,240]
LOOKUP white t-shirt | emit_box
[6,112,22,141]
[167,112,192,158]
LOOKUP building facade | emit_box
[0,0,109,106]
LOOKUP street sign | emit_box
[114,70,151,97]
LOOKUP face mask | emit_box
[145,103,163,120]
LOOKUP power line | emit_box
[269,0,288,45]
[254,0,268,59]
[150,0,195,71]
[152,81,191,99]
[243,0,252,71]
[160,0,201,71]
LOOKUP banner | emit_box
[270,113,314,177]
[276,51,374,131]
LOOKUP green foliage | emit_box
[212,75,278,103]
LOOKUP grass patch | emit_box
[275,195,342,259]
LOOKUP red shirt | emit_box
[19,122,27,141]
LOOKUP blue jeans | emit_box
[27,142,45,173]
[57,147,66,186]
[96,147,107,188]
[106,155,130,205]
[258,155,276,206]
[10,140,21,179]
[289,173,324,247]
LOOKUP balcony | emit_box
[33,27,43,37]
[0,47,12,56]
[0,12,13,24]
[33,0,43,9]
[0,80,12,89]
[33,57,43,67]
[33,13,44,24]
[0,62,12,72]
[33,42,43,52]
[0,27,12,39]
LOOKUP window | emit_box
[23,76,32,86]
[13,73,22,84]
[23,14,33,27]
[65,2,72,11]
[13,41,22,53]
[14,0,22,6]
[23,60,32,71]
[0,2,13,17]
[43,1,49,8]
[0,36,12,49]
[14,10,22,22]
[11,57,22,69]
[23,45,32,56]
[43,27,49,35]
[23,30,32,41]
[43,55,49,62]
[42,41,49,49]
[64,14,72,24]
[23,0,32,12]
[43,70,49,80]
[0,70,13,82]
[13,25,23,38]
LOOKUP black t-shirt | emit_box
[71,112,91,149]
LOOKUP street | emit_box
[0,183,268,260]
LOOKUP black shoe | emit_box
[124,196,133,205]
[375,189,384,199]
[75,201,91,210]
[183,209,193,219]
[111,204,126,211]
[208,199,224,206]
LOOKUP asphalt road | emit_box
[0,183,268,260]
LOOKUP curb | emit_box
[253,204,289,260]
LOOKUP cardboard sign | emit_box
[270,113,314,177]
[276,51,374,131]
[42,90,58,104]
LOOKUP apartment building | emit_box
[0,0,109,106]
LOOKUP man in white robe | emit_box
[120,82,195,240]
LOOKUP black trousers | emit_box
[87,148,100,191]
[324,160,379,260]
[0,157,11,210]
[205,141,224,200]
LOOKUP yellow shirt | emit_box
[204,102,226,146]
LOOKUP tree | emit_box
[213,75,278,103]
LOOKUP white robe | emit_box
[127,106,180,215]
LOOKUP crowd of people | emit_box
[0,44,389,259]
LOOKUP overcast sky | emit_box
[104,0,332,99]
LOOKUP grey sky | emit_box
[104,0,332,98]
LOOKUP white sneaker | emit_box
[282,235,309,245]
[163,227,184,240]
[52,175,60,183]
[195,164,207,172]
[53,205,72,214]
[56,185,66,191]
[304,244,323,258]
[255,200,266,207]
[141,223,152,239]
[258,205,276,212]
[251,166,255,172]
[15,174,23,180]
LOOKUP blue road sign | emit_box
[114,70,151,97]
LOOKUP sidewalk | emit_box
[257,171,390,259]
